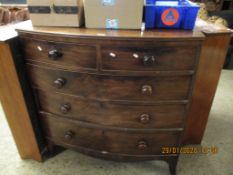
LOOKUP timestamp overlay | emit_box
[161,146,219,155]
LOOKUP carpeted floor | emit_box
[0,70,232,175]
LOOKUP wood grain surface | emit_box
[40,113,182,155]
[0,41,42,161]
[183,34,231,144]
[27,63,193,102]
[0,19,231,163]
[36,90,187,129]
[20,37,97,70]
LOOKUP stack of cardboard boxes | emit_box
[27,0,144,29]
[28,0,84,27]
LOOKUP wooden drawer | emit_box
[101,42,200,71]
[28,64,192,101]
[36,90,186,129]
[20,37,97,70]
[41,114,182,155]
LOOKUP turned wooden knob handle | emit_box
[141,85,153,96]
[53,78,66,89]
[142,55,156,66]
[64,131,74,140]
[140,114,150,124]
[60,104,71,114]
[48,49,63,60]
[138,140,148,150]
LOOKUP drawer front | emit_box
[41,114,182,155]
[101,43,200,71]
[37,91,186,128]
[20,37,97,70]
[28,64,192,101]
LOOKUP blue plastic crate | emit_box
[144,0,200,30]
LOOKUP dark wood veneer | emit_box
[102,44,199,71]
[27,63,193,102]
[20,37,97,70]
[17,28,204,175]
[36,90,187,129]
[40,114,182,155]
[0,20,231,175]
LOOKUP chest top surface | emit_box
[1,19,232,43]
[15,21,205,40]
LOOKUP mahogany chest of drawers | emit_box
[0,20,231,175]
[15,27,205,175]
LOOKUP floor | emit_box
[0,70,232,175]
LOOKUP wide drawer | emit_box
[41,114,182,155]
[28,64,192,101]
[101,42,200,71]
[20,37,97,70]
[36,90,186,129]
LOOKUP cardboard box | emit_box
[84,0,144,29]
[27,0,83,27]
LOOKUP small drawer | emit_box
[27,64,192,101]
[101,43,199,71]
[36,90,186,129]
[41,114,182,155]
[20,37,97,70]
